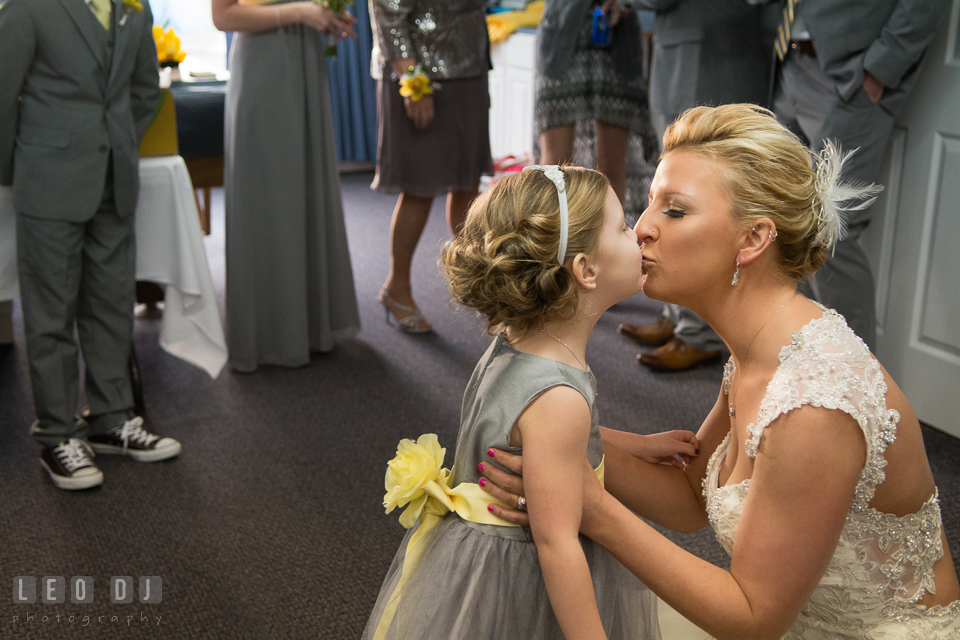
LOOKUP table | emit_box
[0,155,228,378]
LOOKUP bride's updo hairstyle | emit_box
[662,104,879,281]
[440,166,609,338]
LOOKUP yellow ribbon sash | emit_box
[372,434,604,640]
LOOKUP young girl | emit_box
[362,165,698,640]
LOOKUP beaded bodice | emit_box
[703,309,960,638]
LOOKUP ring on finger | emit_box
[517,495,527,511]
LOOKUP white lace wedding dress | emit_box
[703,308,960,639]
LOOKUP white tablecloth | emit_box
[0,155,227,378]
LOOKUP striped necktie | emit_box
[775,0,800,62]
[88,0,112,30]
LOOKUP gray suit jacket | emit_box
[632,0,770,116]
[797,0,947,113]
[0,0,159,221]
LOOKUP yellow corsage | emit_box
[398,65,434,103]
[123,0,143,12]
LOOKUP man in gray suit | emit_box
[619,0,774,370]
[771,0,946,348]
[0,0,181,490]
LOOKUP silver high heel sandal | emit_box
[378,288,433,334]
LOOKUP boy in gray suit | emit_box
[0,0,181,490]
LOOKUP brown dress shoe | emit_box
[618,317,676,345]
[638,338,721,371]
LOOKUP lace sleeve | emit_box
[741,311,900,509]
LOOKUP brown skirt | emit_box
[372,74,494,199]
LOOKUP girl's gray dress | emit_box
[362,336,660,640]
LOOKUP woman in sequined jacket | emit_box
[369,0,492,334]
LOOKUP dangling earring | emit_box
[731,261,741,286]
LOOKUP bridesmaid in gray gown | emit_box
[213,0,361,372]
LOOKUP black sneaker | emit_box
[40,439,104,490]
[88,416,181,462]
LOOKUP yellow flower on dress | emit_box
[383,434,447,529]
[123,0,143,12]
[153,26,187,64]
[398,66,433,103]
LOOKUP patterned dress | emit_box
[534,0,658,156]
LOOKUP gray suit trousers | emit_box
[18,178,136,446]
[774,49,898,348]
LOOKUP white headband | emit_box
[523,164,568,264]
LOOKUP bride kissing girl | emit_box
[363,164,698,640]
[482,104,960,639]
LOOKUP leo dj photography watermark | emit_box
[12,576,162,629]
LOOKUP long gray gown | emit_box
[224,4,360,372]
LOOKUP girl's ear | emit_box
[571,253,598,290]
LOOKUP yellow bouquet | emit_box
[398,65,433,103]
[153,26,186,67]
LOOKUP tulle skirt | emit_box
[362,515,661,640]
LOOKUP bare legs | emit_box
[382,188,478,332]
[540,123,576,166]
[539,121,630,204]
[446,189,476,236]
[594,121,629,204]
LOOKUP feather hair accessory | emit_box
[813,141,883,251]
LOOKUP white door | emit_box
[864,1,960,438]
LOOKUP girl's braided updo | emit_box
[440,166,609,338]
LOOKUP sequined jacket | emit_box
[368,0,490,81]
